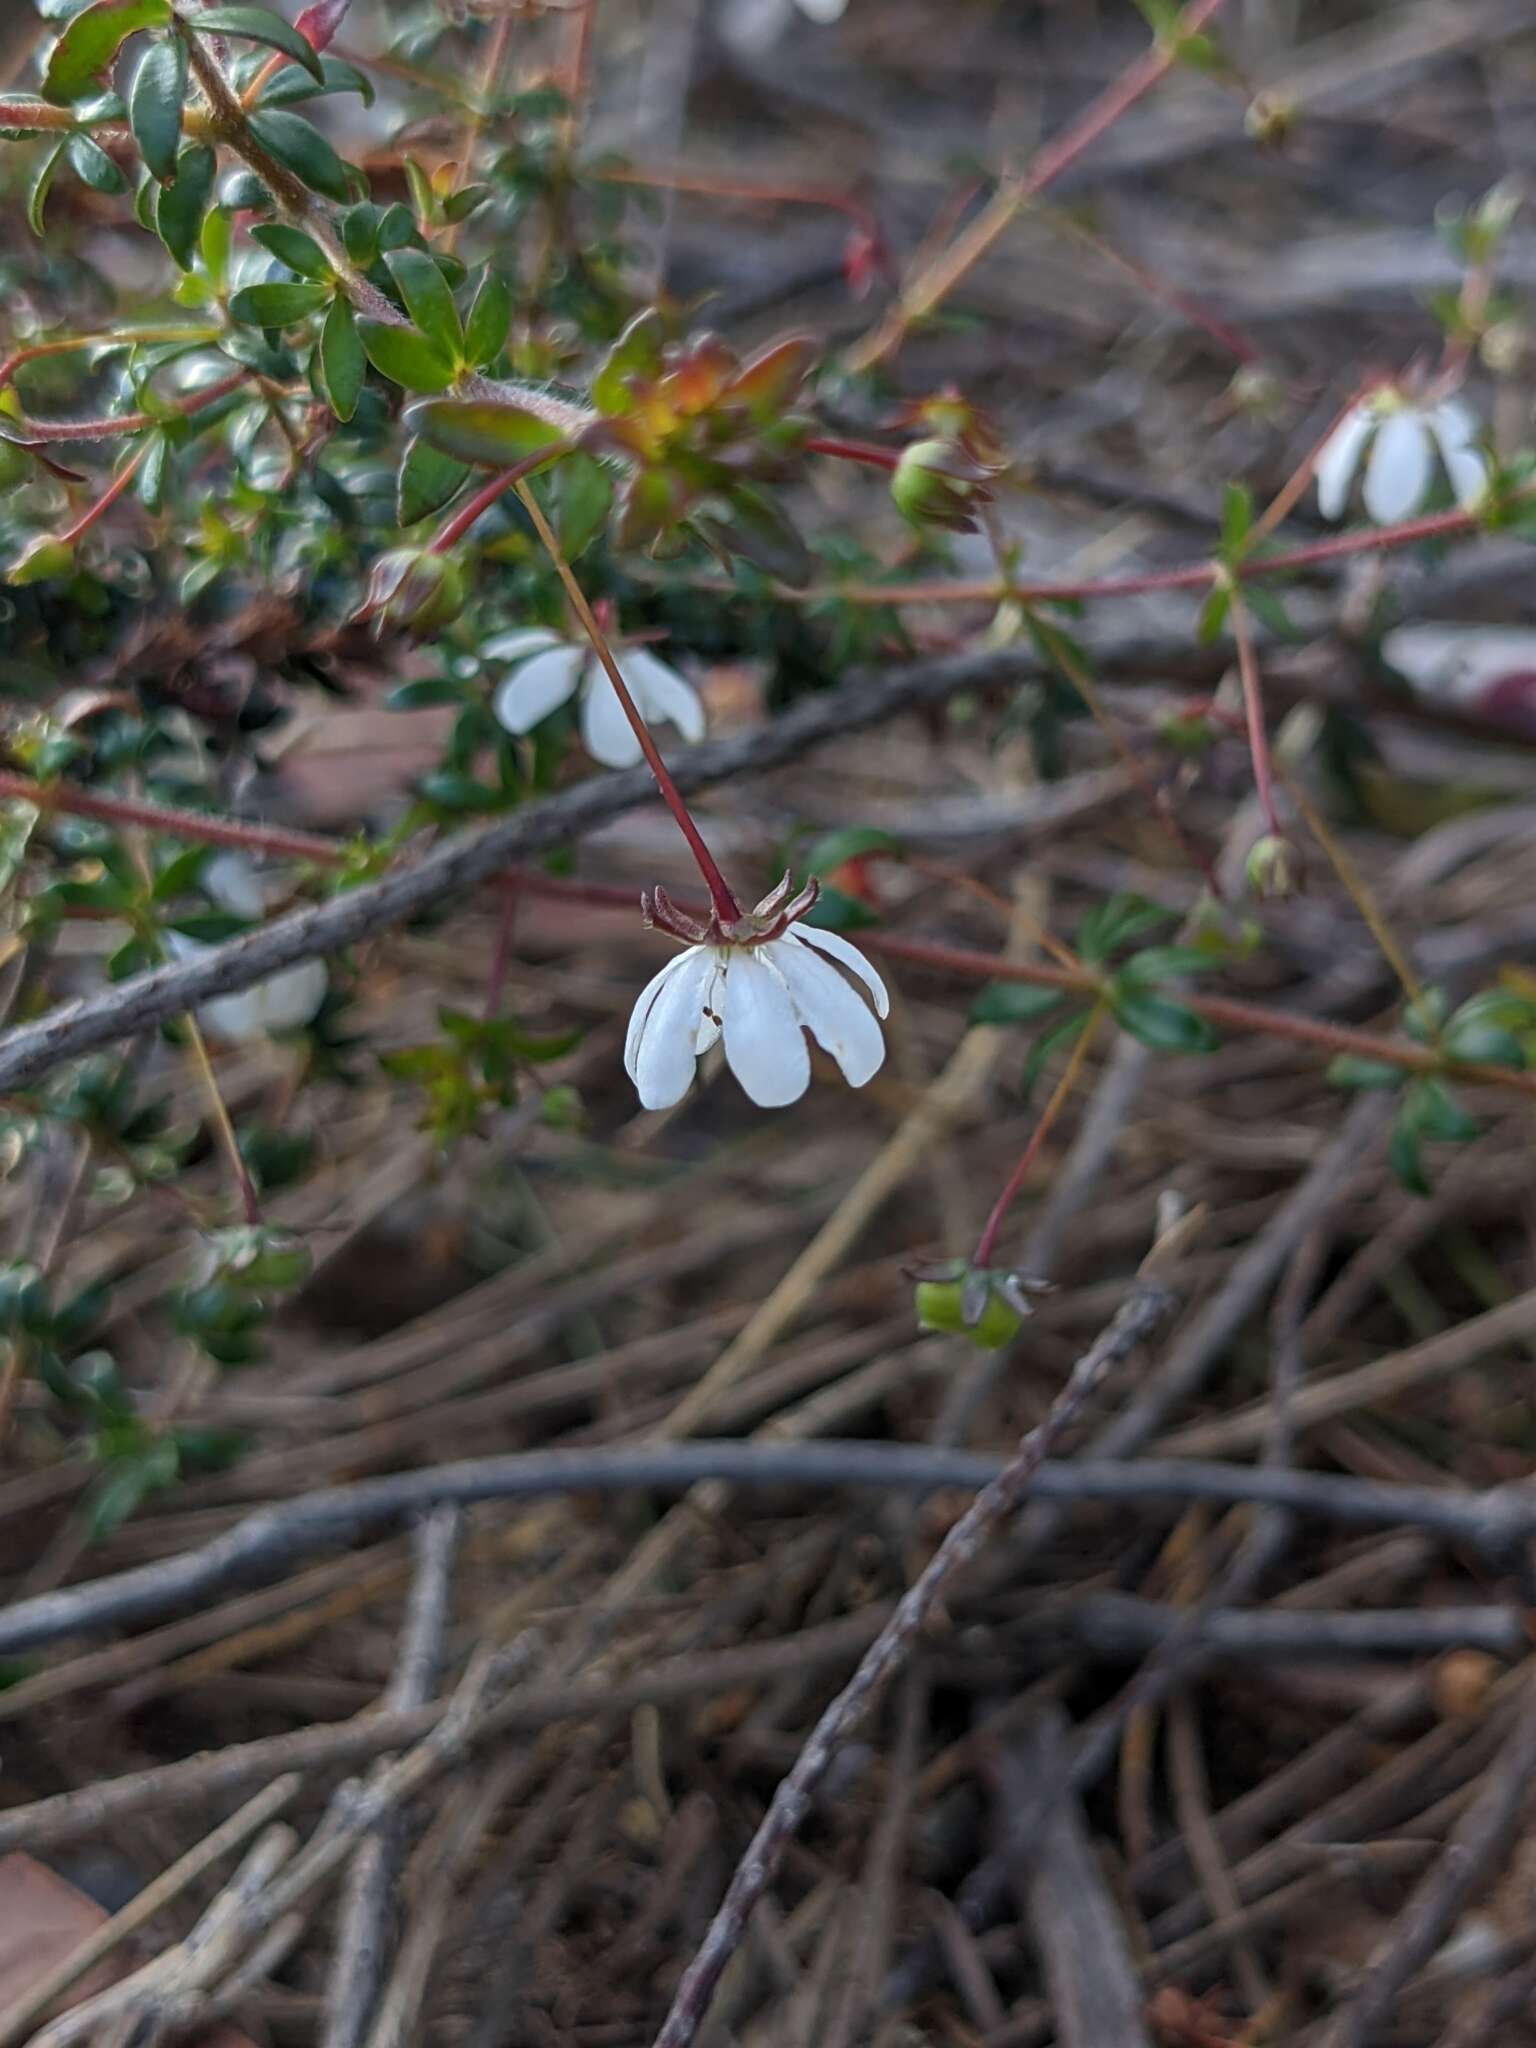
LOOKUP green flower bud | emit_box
[6,535,74,585]
[891,438,997,533]
[914,1278,1023,1351]
[1245,833,1300,899]
[356,547,466,633]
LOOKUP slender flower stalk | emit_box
[182,1012,262,1225]
[428,447,567,555]
[972,1007,1102,1267]
[513,479,742,924]
[1227,589,1284,843]
[802,436,901,471]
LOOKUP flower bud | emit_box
[1246,832,1300,899]
[1244,91,1297,147]
[294,0,349,50]
[355,547,465,633]
[6,535,74,585]
[914,1278,1022,1351]
[892,438,996,533]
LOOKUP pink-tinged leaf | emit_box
[293,0,349,50]
[725,335,815,421]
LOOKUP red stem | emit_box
[15,784,1536,1100]
[15,369,248,445]
[1228,590,1284,839]
[512,479,742,925]
[428,445,567,553]
[803,436,901,472]
[56,446,148,545]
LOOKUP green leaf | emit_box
[26,140,68,236]
[191,5,324,79]
[1402,987,1450,1044]
[555,451,612,560]
[317,292,363,421]
[464,267,512,367]
[1219,481,1252,554]
[800,886,877,931]
[65,131,123,191]
[127,30,184,178]
[42,0,170,103]
[257,52,374,107]
[397,435,469,525]
[801,825,901,875]
[385,675,465,710]
[154,138,213,268]
[1408,1076,1479,1144]
[135,432,168,511]
[357,320,454,394]
[404,394,570,465]
[384,247,462,360]
[1196,583,1231,646]
[968,982,1068,1027]
[85,1435,179,1538]
[249,220,331,277]
[1075,892,1174,965]
[247,107,354,202]
[199,200,230,283]
[228,279,332,326]
[1242,584,1297,641]
[1020,1011,1090,1099]
[1388,1111,1429,1196]
[1117,945,1224,987]
[1326,1053,1404,1091]
[1110,986,1219,1054]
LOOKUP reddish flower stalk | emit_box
[55,444,149,546]
[428,446,567,554]
[1227,589,1284,841]
[803,436,902,472]
[972,1008,1101,1267]
[512,479,742,925]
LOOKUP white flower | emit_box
[625,879,889,1110]
[1315,389,1486,524]
[485,627,705,770]
[1380,622,1536,734]
[166,853,328,1044]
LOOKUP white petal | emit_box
[481,627,563,664]
[1315,405,1373,520]
[767,937,886,1088]
[201,959,328,1042]
[1439,434,1487,510]
[624,948,696,1080]
[721,951,809,1107]
[1362,411,1432,523]
[796,0,847,18]
[621,647,707,744]
[202,852,268,919]
[629,948,719,1109]
[491,646,584,735]
[788,924,890,1018]
[1428,397,1478,452]
[579,667,644,768]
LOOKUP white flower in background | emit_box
[1381,622,1536,736]
[722,0,845,49]
[625,876,889,1110]
[485,627,705,770]
[1315,388,1486,525]
[166,852,328,1044]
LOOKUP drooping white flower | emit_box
[166,853,328,1044]
[485,627,705,770]
[625,876,889,1110]
[1315,389,1486,525]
